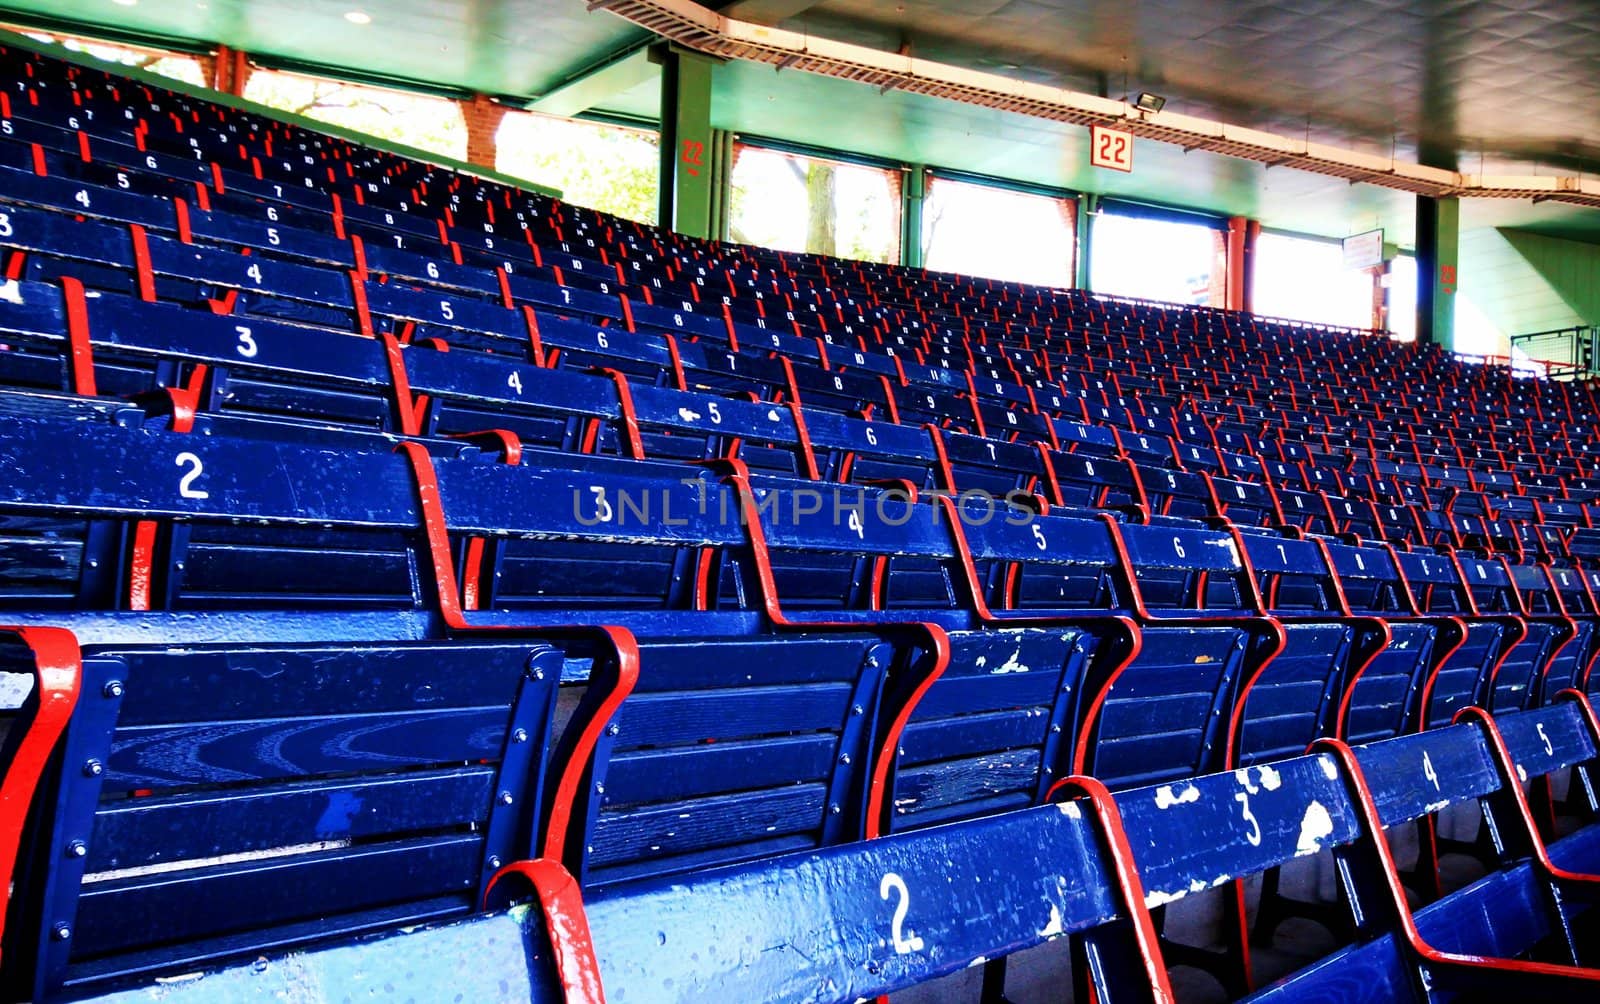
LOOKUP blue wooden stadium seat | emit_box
[1456,553,1556,715]
[9,35,1600,1004]
[80,705,1600,1004]
[6,638,583,998]
[1140,717,1600,999]
[1394,549,1509,729]
[74,778,1174,1004]
[1313,541,1438,745]
[1229,533,1373,768]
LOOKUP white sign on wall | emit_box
[1342,228,1384,270]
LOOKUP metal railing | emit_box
[1509,325,1599,380]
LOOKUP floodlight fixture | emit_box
[1134,92,1166,113]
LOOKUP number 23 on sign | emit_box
[1090,125,1133,172]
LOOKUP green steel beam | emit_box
[656,46,718,239]
[900,165,926,269]
[708,128,734,241]
[1416,196,1460,350]
[1075,193,1097,290]
[529,43,657,119]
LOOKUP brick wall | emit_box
[461,95,508,169]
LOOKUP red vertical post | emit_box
[1224,216,1253,313]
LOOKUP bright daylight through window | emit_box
[921,175,1075,287]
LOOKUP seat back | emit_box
[1496,701,1600,797]
[939,429,1049,502]
[1355,722,1504,831]
[886,624,1091,833]
[580,632,896,888]
[1396,549,1505,727]
[1117,752,1371,928]
[74,790,1173,1004]
[804,409,944,490]
[737,479,960,618]
[1508,562,1591,701]
[12,639,571,998]
[1080,522,1267,788]
[1320,541,1439,743]
[1459,554,1553,713]
[1207,473,1282,528]
[1047,450,1145,514]
[1231,534,1357,766]
[579,790,1164,1003]
[0,417,426,612]
[1138,465,1212,522]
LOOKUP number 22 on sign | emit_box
[1090,125,1133,172]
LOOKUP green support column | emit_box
[708,129,734,241]
[656,46,717,238]
[1416,196,1460,350]
[1075,193,1097,290]
[900,165,926,269]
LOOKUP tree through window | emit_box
[728,144,900,263]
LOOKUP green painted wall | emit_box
[1502,230,1600,324]
[1454,227,1600,356]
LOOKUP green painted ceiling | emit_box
[0,0,649,97]
[3,0,1599,248]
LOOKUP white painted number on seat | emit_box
[175,453,208,500]
[1235,792,1261,847]
[880,873,924,954]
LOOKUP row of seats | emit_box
[85,699,1600,1003]
[2,36,1600,1003]
[0,159,1592,498]
[0,83,1587,450]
